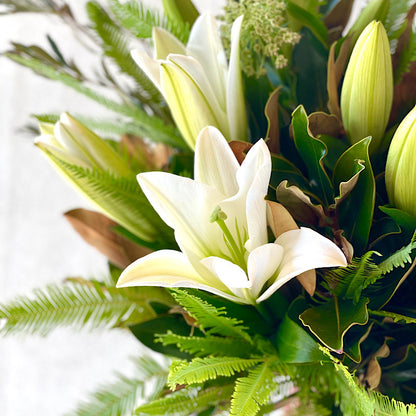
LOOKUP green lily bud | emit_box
[35,113,132,177]
[341,21,393,152]
[385,105,416,217]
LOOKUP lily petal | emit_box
[194,126,239,196]
[257,228,347,302]
[247,243,284,298]
[131,49,162,90]
[116,250,242,302]
[201,256,252,303]
[137,171,223,259]
[186,13,227,108]
[160,59,222,149]
[226,15,248,141]
[153,27,186,60]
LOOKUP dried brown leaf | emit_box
[264,87,281,154]
[229,141,252,165]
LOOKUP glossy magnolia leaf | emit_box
[264,87,281,154]
[292,29,329,113]
[300,297,369,352]
[269,154,310,193]
[369,217,402,249]
[333,137,375,254]
[343,322,374,363]
[229,141,252,165]
[65,208,151,268]
[286,0,328,46]
[276,180,327,227]
[364,341,390,390]
[291,105,333,206]
[129,315,199,358]
[307,112,343,138]
[323,0,354,40]
[275,298,327,363]
[326,37,350,119]
[379,206,416,236]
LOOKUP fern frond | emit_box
[4,52,185,148]
[109,0,190,43]
[67,356,168,416]
[0,281,157,336]
[170,289,252,343]
[395,18,416,82]
[379,231,416,274]
[134,384,234,415]
[324,251,381,303]
[0,0,59,14]
[157,331,253,358]
[168,357,261,388]
[86,2,162,104]
[43,154,174,247]
[230,362,276,416]
[369,309,416,324]
[384,0,411,40]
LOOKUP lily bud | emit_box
[341,21,393,152]
[132,13,248,150]
[385,105,416,217]
[35,113,132,177]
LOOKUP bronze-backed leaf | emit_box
[264,87,281,154]
[364,341,391,389]
[324,0,354,43]
[327,38,350,119]
[266,200,316,295]
[229,141,252,165]
[65,208,151,268]
[333,229,354,263]
[276,180,327,227]
[308,111,343,137]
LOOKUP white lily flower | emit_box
[117,127,347,304]
[132,13,247,150]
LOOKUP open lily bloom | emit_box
[132,13,247,150]
[117,127,347,304]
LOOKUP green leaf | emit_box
[275,298,327,363]
[134,385,234,415]
[130,315,194,358]
[379,205,416,235]
[291,105,333,205]
[168,357,261,388]
[286,0,328,46]
[162,0,199,26]
[230,362,276,416]
[269,154,311,193]
[170,289,252,343]
[333,137,375,254]
[300,297,369,352]
[0,281,156,336]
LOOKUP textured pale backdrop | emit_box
[0,0,363,414]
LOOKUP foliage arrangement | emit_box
[3,0,416,414]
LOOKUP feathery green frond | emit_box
[324,251,381,303]
[0,281,157,336]
[369,309,416,324]
[0,0,61,14]
[394,18,416,83]
[170,289,252,342]
[67,356,168,416]
[86,1,162,104]
[43,154,174,247]
[379,231,416,274]
[168,357,261,388]
[230,362,276,416]
[384,0,412,40]
[109,0,190,43]
[134,384,234,415]
[4,52,185,148]
[157,331,254,358]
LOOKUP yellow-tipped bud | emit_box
[385,105,416,217]
[341,21,393,152]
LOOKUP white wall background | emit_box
[0,0,364,415]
